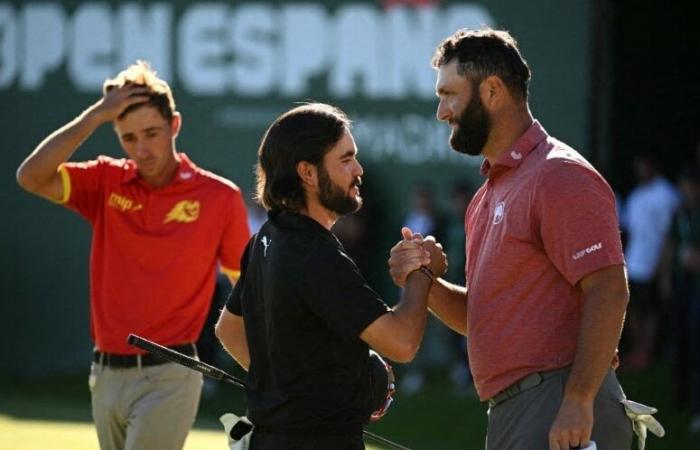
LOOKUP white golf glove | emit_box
[220,412,253,450]
[620,399,665,450]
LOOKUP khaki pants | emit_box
[90,362,202,450]
[486,368,633,450]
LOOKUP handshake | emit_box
[388,226,448,287]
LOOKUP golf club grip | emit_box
[127,334,245,388]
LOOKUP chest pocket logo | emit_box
[493,201,505,225]
[108,193,142,212]
[164,200,200,224]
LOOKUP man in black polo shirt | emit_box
[215,103,446,450]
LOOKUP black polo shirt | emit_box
[226,210,390,434]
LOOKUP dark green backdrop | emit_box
[1,0,589,374]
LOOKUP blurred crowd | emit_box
[617,144,700,435]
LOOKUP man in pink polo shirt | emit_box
[390,29,633,450]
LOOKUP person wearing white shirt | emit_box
[622,153,681,370]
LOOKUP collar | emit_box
[269,210,340,244]
[121,152,198,186]
[479,120,548,179]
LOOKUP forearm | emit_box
[360,270,431,362]
[391,270,432,349]
[565,289,628,402]
[215,309,250,371]
[428,278,469,335]
[17,106,103,193]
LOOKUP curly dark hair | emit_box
[431,28,531,101]
[255,103,351,212]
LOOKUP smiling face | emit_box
[114,105,181,188]
[436,59,492,156]
[317,128,364,216]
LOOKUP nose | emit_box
[436,99,450,122]
[135,140,149,158]
[354,160,364,177]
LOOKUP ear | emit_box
[296,161,317,187]
[171,112,182,137]
[479,75,506,109]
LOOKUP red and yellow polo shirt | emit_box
[58,153,250,354]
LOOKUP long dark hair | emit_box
[255,103,351,212]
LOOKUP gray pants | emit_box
[90,362,203,450]
[486,369,633,450]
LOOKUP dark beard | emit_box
[449,90,491,156]
[317,165,362,216]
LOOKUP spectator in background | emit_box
[444,180,475,392]
[666,165,700,434]
[622,152,680,371]
[15,61,250,450]
[400,181,449,394]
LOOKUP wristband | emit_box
[417,266,434,281]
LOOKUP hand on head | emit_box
[388,227,448,287]
[92,83,152,123]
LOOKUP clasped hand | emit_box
[388,226,448,287]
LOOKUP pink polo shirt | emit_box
[465,121,624,400]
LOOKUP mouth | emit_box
[139,158,156,170]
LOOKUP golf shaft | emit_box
[127,333,413,450]
[127,334,246,388]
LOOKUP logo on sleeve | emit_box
[261,236,271,257]
[108,193,142,212]
[164,200,200,223]
[493,202,505,225]
[572,242,603,260]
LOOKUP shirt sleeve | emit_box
[60,158,106,224]
[225,236,254,316]
[302,241,390,340]
[219,187,251,282]
[535,159,625,286]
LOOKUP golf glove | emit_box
[220,412,253,450]
[620,399,665,450]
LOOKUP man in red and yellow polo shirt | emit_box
[16,61,250,450]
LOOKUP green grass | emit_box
[0,363,694,449]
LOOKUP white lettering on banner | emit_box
[178,3,228,94]
[280,4,327,96]
[330,4,384,97]
[230,4,275,95]
[119,3,172,82]
[2,1,494,96]
[0,4,16,88]
[21,3,65,90]
[69,3,114,92]
[386,7,437,99]
[353,114,480,165]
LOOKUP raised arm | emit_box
[360,228,447,363]
[388,227,469,336]
[16,84,150,201]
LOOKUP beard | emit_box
[449,90,492,156]
[317,165,363,216]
